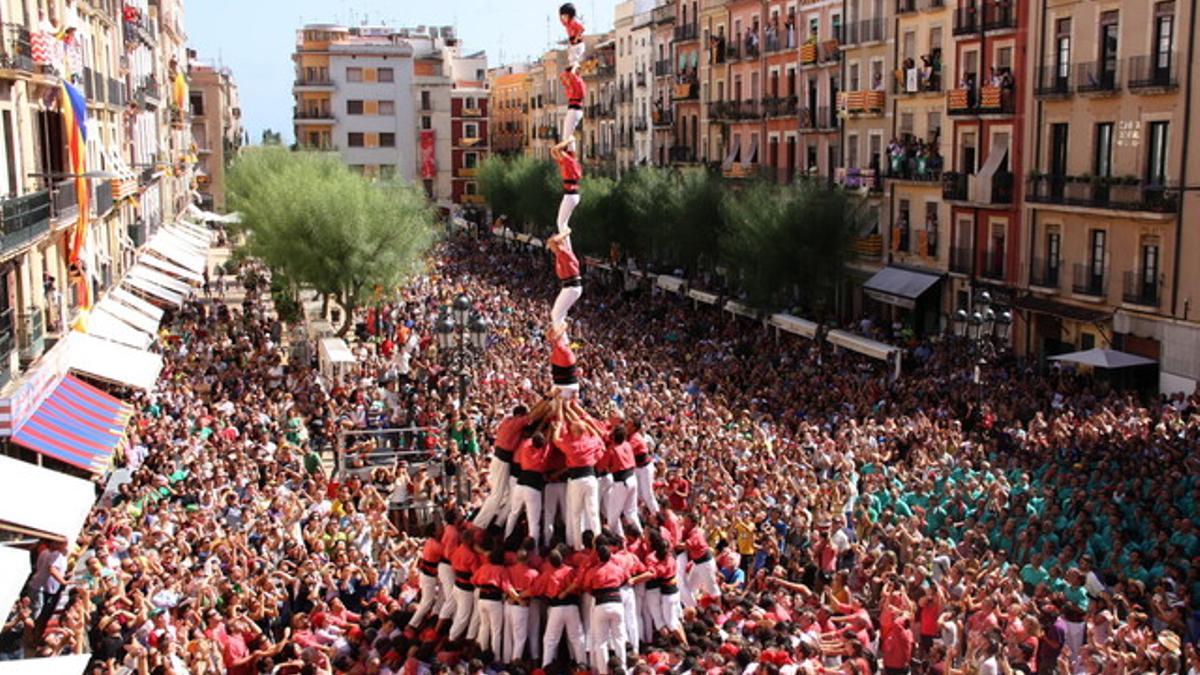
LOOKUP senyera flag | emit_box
[61,79,91,308]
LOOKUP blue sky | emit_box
[187,0,618,144]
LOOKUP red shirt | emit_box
[649,553,677,583]
[585,558,630,592]
[551,334,576,368]
[661,513,682,547]
[557,151,582,192]
[439,524,460,563]
[533,564,577,598]
[471,562,510,591]
[494,414,528,453]
[558,431,604,469]
[668,477,690,511]
[515,438,553,473]
[561,70,586,105]
[613,549,646,577]
[629,432,650,466]
[683,526,711,561]
[602,440,636,473]
[450,543,481,577]
[504,562,539,597]
[881,624,914,669]
[564,17,585,43]
[554,239,580,280]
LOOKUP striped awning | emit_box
[11,375,132,473]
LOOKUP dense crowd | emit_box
[4,232,1200,675]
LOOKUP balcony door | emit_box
[1153,2,1174,79]
[1049,123,1068,198]
[1098,12,1119,87]
[1141,241,1160,300]
[1054,18,1071,87]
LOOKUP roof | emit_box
[863,266,942,300]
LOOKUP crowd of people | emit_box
[3,229,1199,675]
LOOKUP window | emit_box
[996,46,1012,71]
[899,112,914,136]
[379,101,395,116]
[1054,18,1071,82]
[465,182,478,195]
[421,90,432,110]
[464,123,478,138]
[1047,231,1061,273]
[379,133,395,147]
[1094,122,1113,177]
[1089,229,1106,279]
[927,111,941,141]
[347,67,363,82]
[423,179,434,197]
[1099,12,1119,84]
[190,93,205,116]
[378,67,394,82]
[1154,2,1175,70]
[347,100,364,115]
[869,133,882,171]
[422,115,432,130]
[464,152,479,168]
[849,63,860,91]
[348,132,364,147]
[1141,240,1160,287]
[1147,121,1168,183]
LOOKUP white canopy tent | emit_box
[66,332,164,391]
[123,274,185,307]
[0,455,96,542]
[139,251,204,284]
[0,547,30,630]
[687,289,719,305]
[81,308,154,350]
[769,313,819,339]
[724,300,759,319]
[0,654,93,675]
[110,288,165,323]
[128,265,193,296]
[827,329,902,380]
[162,223,211,249]
[1049,348,1157,369]
[93,297,161,336]
[146,233,206,275]
[656,275,685,294]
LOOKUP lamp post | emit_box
[434,294,491,411]
[952,289,1013,397]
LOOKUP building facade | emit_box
[488,65,530,156]
[189,60,243,211]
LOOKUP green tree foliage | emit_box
[260,129,284,146]
[478,155,559,235]
[227,147,436,335]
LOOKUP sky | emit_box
[186,0,619,144]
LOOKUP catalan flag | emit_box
[61,80,91,308]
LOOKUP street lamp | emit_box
[435,295,490,411]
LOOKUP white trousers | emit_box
[620,586,640,655]
[448,585,476,641]
[476,598,505,654]
[551,285,582,326]
[473,457,513,528]
[645,588,664,634]
[660,590,683,631]
[437,563,457,620]
[567,42,586,68]
[684,558,720,608]
[605,474,640,537]
[543,605,587,666]
[635,585,653,642]
[409,572,441,627]
[598,474,613,523]
[565,475,600,549]
[504,603,530,663]
[557,193,581,235]
[590,600,628,674]
[562,107,584,144]
[634,464,659,514]
[505,484,543,547]
[542,482,567,546]
[529,598,544,658]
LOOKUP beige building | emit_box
[189,60,243,211]
[488,65,531,156]
[1022,0,1200,393]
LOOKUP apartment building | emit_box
[451,87,488,204]
[291,24,487,204]
[615,2,637,172]
[631,3,656,167]
[582,40,617,174]
[698,0,730,166]
[189,60,243,211]
[527,48,567,161]
[670,0,702,164]
[1021,0,1200,392]
[651,1,676,165]
[488,65,531,156]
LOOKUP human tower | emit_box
[403,7,722,673]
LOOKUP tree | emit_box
[616,167,681,265]
[667,168,727,275]
[721,178,866,315]
[227,147,435,336]
[260,129,284,146]
[478,155,559,235]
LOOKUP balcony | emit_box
[950,246,974,274]
[981,254,1006,281]
[982,2,1017,31]
[0,309,12,388]
[1033,65,1072,97]
[835,167,881,192]
[17,309,43,363]
[942,172,969,201]
[1123,271,1160,307]
[673,81,698,100]
[669,145,696,163]
[461,107,483,117]
[839,90,885,116]
[295,109,335,122]
[461,194,486,205]
[953,7,981,35]
[886,150,944,182]
[674,23,699,42]
[1025,174,1179,214]
[724,42,741,62]
[894,65,943,95]
[799,42,818,65]
[652,110,674,127]
[896,0,917,13]
[0,189,51,256]
[843,18,886,46]
[763,96,797,118]
[94,180,114,217]
[293,77,335,91]
[853,234,884,259]
[1127,54,1178,92]
[799,106,838,131]
[108,78,126,107]
[654,60,672,77]
[921,0,947,11]
[1074,61,1121,95]
[1072,263,1106,298]
[456,167,478,178]
[634,119,648,132]
[1029,258,1060,290]
[636,72,647,88]
[947,85,1014,115]
[128,220,147,247]
[134,79,161,108]
[0,22,34,73]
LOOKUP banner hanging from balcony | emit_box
[420,130,436,179]
[61,80,92,309]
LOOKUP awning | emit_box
[94,297,161,336]
[741,134,758,168]
[656,275,685,293]
[0,654,94,675]
[110,288,165,323]
[770,313,818,339]
[0,456,96,541]
[722,135,741,171]
[0,547,29,626]
[140,251,204,283]
[10,374,132,472]
[724,300,759,319]
[163,223,211,249]
[78,310,153,350]
[128,265,194,295]
[687,288,719,305]
[826,329,901,362]
[123,274,185,306]
[66,332,164,391]
[863,266,942,309]
[146,233,206,274]
[1050,348,1157,369]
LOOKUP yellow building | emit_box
[488,67,531,156]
